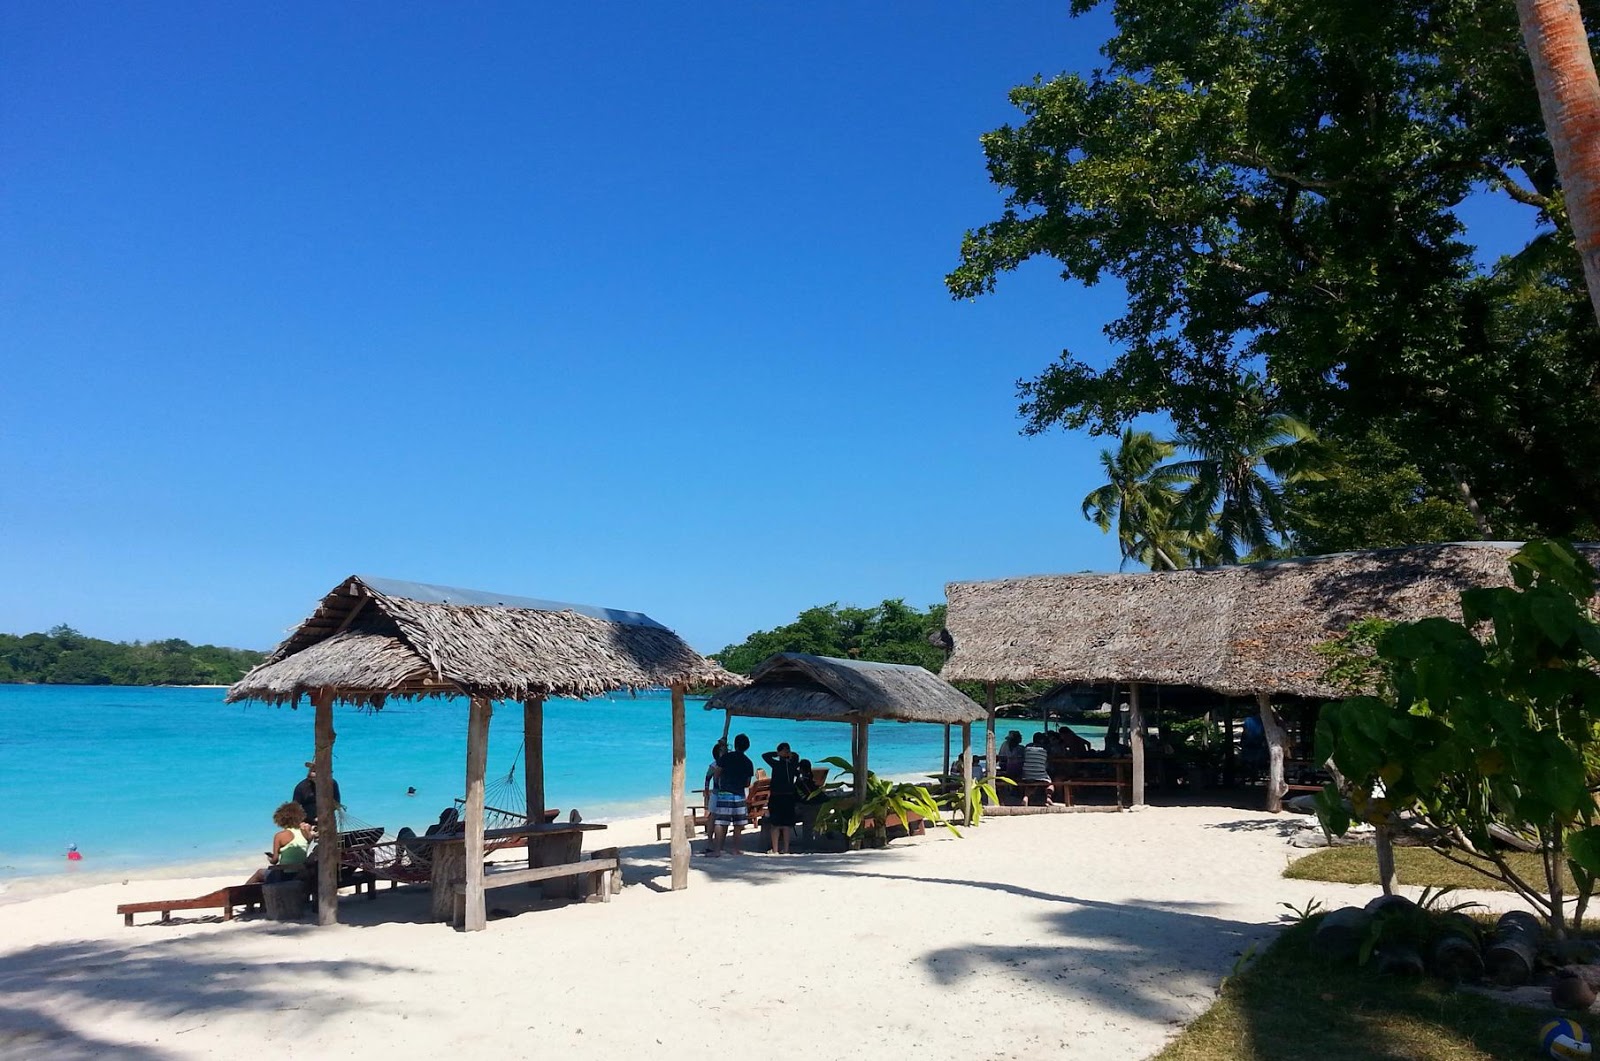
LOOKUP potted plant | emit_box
[811,756,958,849]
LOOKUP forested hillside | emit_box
[0,625,266,685]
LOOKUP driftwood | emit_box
[1553,969,1599,1010]
[1373,943,1426,977]
[261,881,308,921]
[1486,910,1543,986]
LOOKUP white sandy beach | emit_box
[0,805,1530,1060]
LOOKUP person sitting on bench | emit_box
[248,802,314,884]
[1021,734,1054,806]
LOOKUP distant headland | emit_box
[0,626,265,686]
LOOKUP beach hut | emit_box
[226,575,736,930]
[704,652,989,822]
[939,542,1600,811]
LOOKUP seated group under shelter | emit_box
[220,574,735,931]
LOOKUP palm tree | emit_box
[1081,428,1194,571]
[1514,0,1600,325]
[1164,383,1325,564]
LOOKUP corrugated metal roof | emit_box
[356,575,667,630]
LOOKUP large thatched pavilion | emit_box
[227,575,735,930]
[940,542,1598,811]
[705,652,988,820]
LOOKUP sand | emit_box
[0,805,1533,1060]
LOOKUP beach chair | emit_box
[117,883,264,926]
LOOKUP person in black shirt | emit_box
[708,734,755,857]
[292,761,342,824]
[761,742,804,854]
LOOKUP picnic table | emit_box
[417,822,608,923]
[1048,757,1133,807]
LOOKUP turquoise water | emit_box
[0,684,971,880]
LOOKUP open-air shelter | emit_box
[704,652,988,820]
[226,575,735,930]
[939,542,1597,811]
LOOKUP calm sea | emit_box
[0,684,971,881]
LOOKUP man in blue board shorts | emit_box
[708,734,755,857]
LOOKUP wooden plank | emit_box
[468,857,619,891]
[1129,683,1146,807]
[1258,692,1288,814]
[313,688,338,926]
[670,684,688,891]
[462,695,492,931]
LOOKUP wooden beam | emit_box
[462,695,492,931]
[670,684,688,891]
[312,688,338,926]
[984,682,997,779]
[960,721,973,826]
[857,719,871,813]
[523,697,545,821]
[942,723,951,783]
[1129,683,1146,807]
[1258,692,1288,814]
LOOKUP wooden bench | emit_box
[450,850,621,928]
[1055,778,1127,808]
[656,804,707,841]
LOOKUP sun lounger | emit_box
[117,883,264,926]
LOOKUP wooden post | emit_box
[462,695,492,931]
[669,684,688,891]
[1222,698,1236,787]
[312,688,338,927]
[524,697,545,823]
[942,723,951,781]
[960,721,973,825]
[857,720,871,811]
[1258,692,1288,814]
[1129,683,1146,807]
[984,682,997,779]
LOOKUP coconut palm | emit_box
[1513,0,1600,325]
[1164,382,1325,564]
[1081,428,1195,571]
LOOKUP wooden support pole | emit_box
[856,720,871,812]
[1258,692,1288,814]
[984,682,997,779]
[1129,683,1146,807]
[670,684,688,891]
[312,688,338,927]
[960,722,973,825]
[943,723,951,781]
[462,695,492,931]
[1222,698,1236,787]
[524,697,545,822]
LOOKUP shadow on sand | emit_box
[0,931,409,1059]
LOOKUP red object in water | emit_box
[66,850,82,861]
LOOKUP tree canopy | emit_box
[952,0,1600,543]
[712,600,948,675]
[0,625,266,686]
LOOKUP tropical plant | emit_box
[813,756,957,848]
[929,772,1006,826]
[1162,380,1326,564]
[1081,427,1197,570]
[1316,540,1600,936]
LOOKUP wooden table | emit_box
[418,822,608,923]
[1048,757,1133,807]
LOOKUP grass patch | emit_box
[1154,920,1542,1061]
[1284,846,1573,892]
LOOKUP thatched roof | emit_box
[706,652,986,725]
[228,575,737,706]
[941,542,1600,700]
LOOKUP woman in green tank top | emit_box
[248,802,316,884]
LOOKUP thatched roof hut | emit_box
[941,542,1597,700]
[228,575,734,707]
[940,542,1600,811]
[706,653,986,821]
[706,652,986,725]
[226,575,735,929]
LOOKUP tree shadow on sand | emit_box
[0,931,411,1059]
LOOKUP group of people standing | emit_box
[702,734,819,857]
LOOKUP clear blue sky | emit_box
[0,4,1538,654]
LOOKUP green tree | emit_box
[714,600,948,675]
[950,0,1600,540]
[1316,540,1600,935]
[1081,427,1196,570]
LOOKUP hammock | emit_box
[328,742,557,885]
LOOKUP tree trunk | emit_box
[312,688,338,927]
[1446,462,1495,539]
[669,685,688,891]
[1375,826,1399,896]
[1129,683,1146,807]
[1515,0,1600,324]
[1257,693,1287,814]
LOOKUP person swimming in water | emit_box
[66,843,82,862]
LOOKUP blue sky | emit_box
[0,4,1542,653]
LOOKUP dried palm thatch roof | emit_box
[227,575,738,706]
[706,652,986,725]
[941,542,1600,700]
